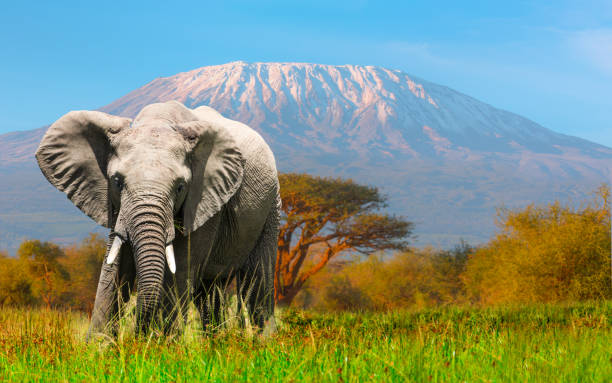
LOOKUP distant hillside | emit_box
[1,61,610,253]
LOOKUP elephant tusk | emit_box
[106,236,123,264]
[166,243,176,274]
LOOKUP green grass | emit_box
[0,301,610,382]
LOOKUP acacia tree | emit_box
[275,173,413,306]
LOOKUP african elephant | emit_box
[35,101,279,337]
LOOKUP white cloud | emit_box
[568,29,612,75]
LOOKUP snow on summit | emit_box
[101,62,610,159]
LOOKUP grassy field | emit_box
[0,301,610,382]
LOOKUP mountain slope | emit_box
[1,62,610,252]
[101,62,610,157]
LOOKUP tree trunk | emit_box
[275,285,301,307]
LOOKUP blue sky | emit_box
[1,0,610,147]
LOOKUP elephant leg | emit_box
[159,273,190,334]
[87,233,135,341]
[194,277,228,331]
[237,204,279,334]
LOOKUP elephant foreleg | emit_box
[86,233,135,341]
[159,270,192,335]
[194,277,228,331]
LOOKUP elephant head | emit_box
[35,101,244,330]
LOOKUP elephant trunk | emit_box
[123,189,174,333]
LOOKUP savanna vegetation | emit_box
[0,234,105,310]
[464,184,611,304]
[0,175,609,381]
[0,178,609,312]
[294,183,611,311]
[0,302,609,381]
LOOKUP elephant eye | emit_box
[177,183,185,194]
[111,174,124,191]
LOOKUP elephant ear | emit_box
[176,120,244,233]
[35,111,131,228]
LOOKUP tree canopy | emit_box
[275,173,413,306]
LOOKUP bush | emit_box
[463,184,611,304]
[0,251,37,306]
[296,244,471,311]
[0,234,106,311]
[60,234,106,311]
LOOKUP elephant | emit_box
[35,100,280,337]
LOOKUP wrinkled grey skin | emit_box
[36,101,279,337]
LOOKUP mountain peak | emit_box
[1,61,610,252]
[100,62,610,158]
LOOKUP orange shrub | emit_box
[463,184,611,304]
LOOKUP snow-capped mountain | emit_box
[102,61,609,157]
[1,62,610,252]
